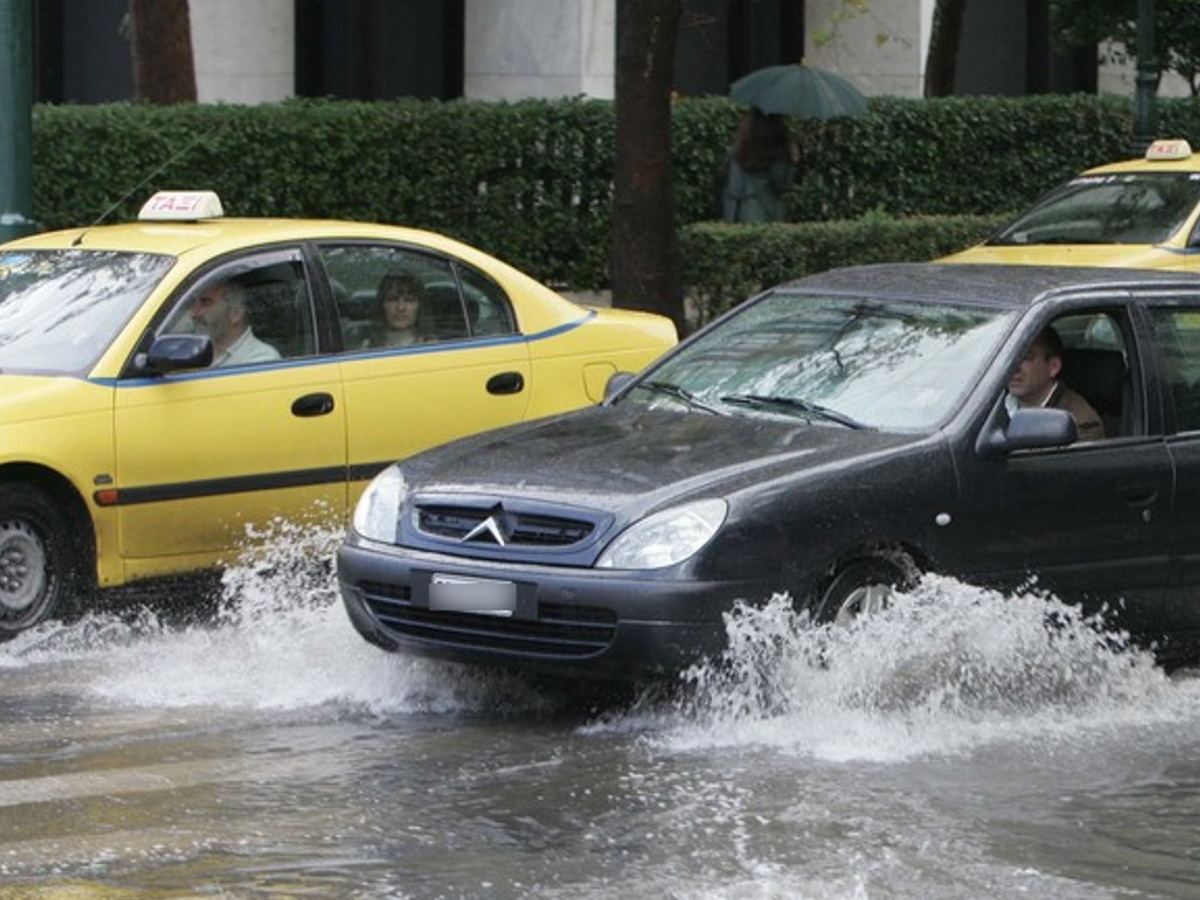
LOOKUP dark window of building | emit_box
[675,0,804,99]
[956,0,1096,95]
[33,0,133,103]
[294,0,464,100]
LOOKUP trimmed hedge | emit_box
[34,100,621,290]
[28,93,1199,297]
[679,212,1008,324]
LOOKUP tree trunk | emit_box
[611,0,686,334]
[129,0,197,104]
[923,0,968,97]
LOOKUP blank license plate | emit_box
[429,574,517,616]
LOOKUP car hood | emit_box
[404,404,924,516]
[0,373,110,425]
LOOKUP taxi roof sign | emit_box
[1145,139,1194,161]
[138,190,224,221]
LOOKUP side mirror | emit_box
[603,371,638,403]
[137,334,214,375]
[976,407,1078,459]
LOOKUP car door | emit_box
[315,243,531,491]
[112,249,348,573]
[950,303,1173,631]
[1145,297,1200,631]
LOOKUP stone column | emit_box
[190,0,294,104]
[464,0,615,100]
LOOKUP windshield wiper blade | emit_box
[638,380,727,415]
[720,393,870,429]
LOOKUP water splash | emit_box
[652,575,1183,760]
[4,521,1195,752]
[1,517,553,717]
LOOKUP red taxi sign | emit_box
[138,190,224,221]
[1145,139,1194,161]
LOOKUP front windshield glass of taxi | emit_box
[632,293,1014,431]
[0,249,173,373]
[989,172,1200,245]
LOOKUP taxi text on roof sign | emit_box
[1145,139,1194,161]
[138,190,224,221]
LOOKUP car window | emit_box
[1149,307,1200,433]
[1038,310,1134,439]
[316,245,461,350]
[1053,311,1126,353]
[158,253,315,367]
[989,173,1200,246]
[317,244,517,350]
[455,263,517,336]
[0,249,174,374]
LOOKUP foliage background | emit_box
[31,93,1190,313]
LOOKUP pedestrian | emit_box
[719,108,799,223]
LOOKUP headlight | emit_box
[596,499,727,570]
[352,465,409,543]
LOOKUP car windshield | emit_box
[0,249,173,374]
[631,292,1014,431]
[988,172,1200,246]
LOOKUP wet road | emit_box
[2,527,1199,899]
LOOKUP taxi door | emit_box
[112,252,348,575]
[316,244,532,496]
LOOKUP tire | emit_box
[814,554,917,627]
[0,483,84,638]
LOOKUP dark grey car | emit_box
[337,263,1200,681]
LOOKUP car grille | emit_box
[417,505,595,547]
[358,581,617,658]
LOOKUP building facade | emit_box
[30,0,1171,107]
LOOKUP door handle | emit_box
[1122,485,1158,507]
[487,372,525,395]
[292,392,335,417]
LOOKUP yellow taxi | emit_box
[0,191,676,637]
[943,139,1200,268]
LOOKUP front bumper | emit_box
[336,536,766,681]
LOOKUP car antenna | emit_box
[71,120,227,246]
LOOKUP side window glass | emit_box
[1052,311,1128,355]
[456,264,518,336]
[316,245,461,350]
[1011,311,1131,441]
[159,256,313,367]
[1056,311,1130,440]
[1150,307,1200,433]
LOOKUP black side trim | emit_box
[348,460,395,482]
[98,465,349,507]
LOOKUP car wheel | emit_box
[0,483,82,638]
[815,554,916,627]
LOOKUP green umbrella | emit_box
[729,64,867,119]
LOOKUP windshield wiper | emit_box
[638,380,727,415]
[720,393,870,429]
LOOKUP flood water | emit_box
[2,523,1199,899]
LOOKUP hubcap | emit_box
[833,582,891,627]
[0,522,48,614]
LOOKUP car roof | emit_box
[1087,154,1200,175]
[3,218,480,260]
[782,262,1200,310]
